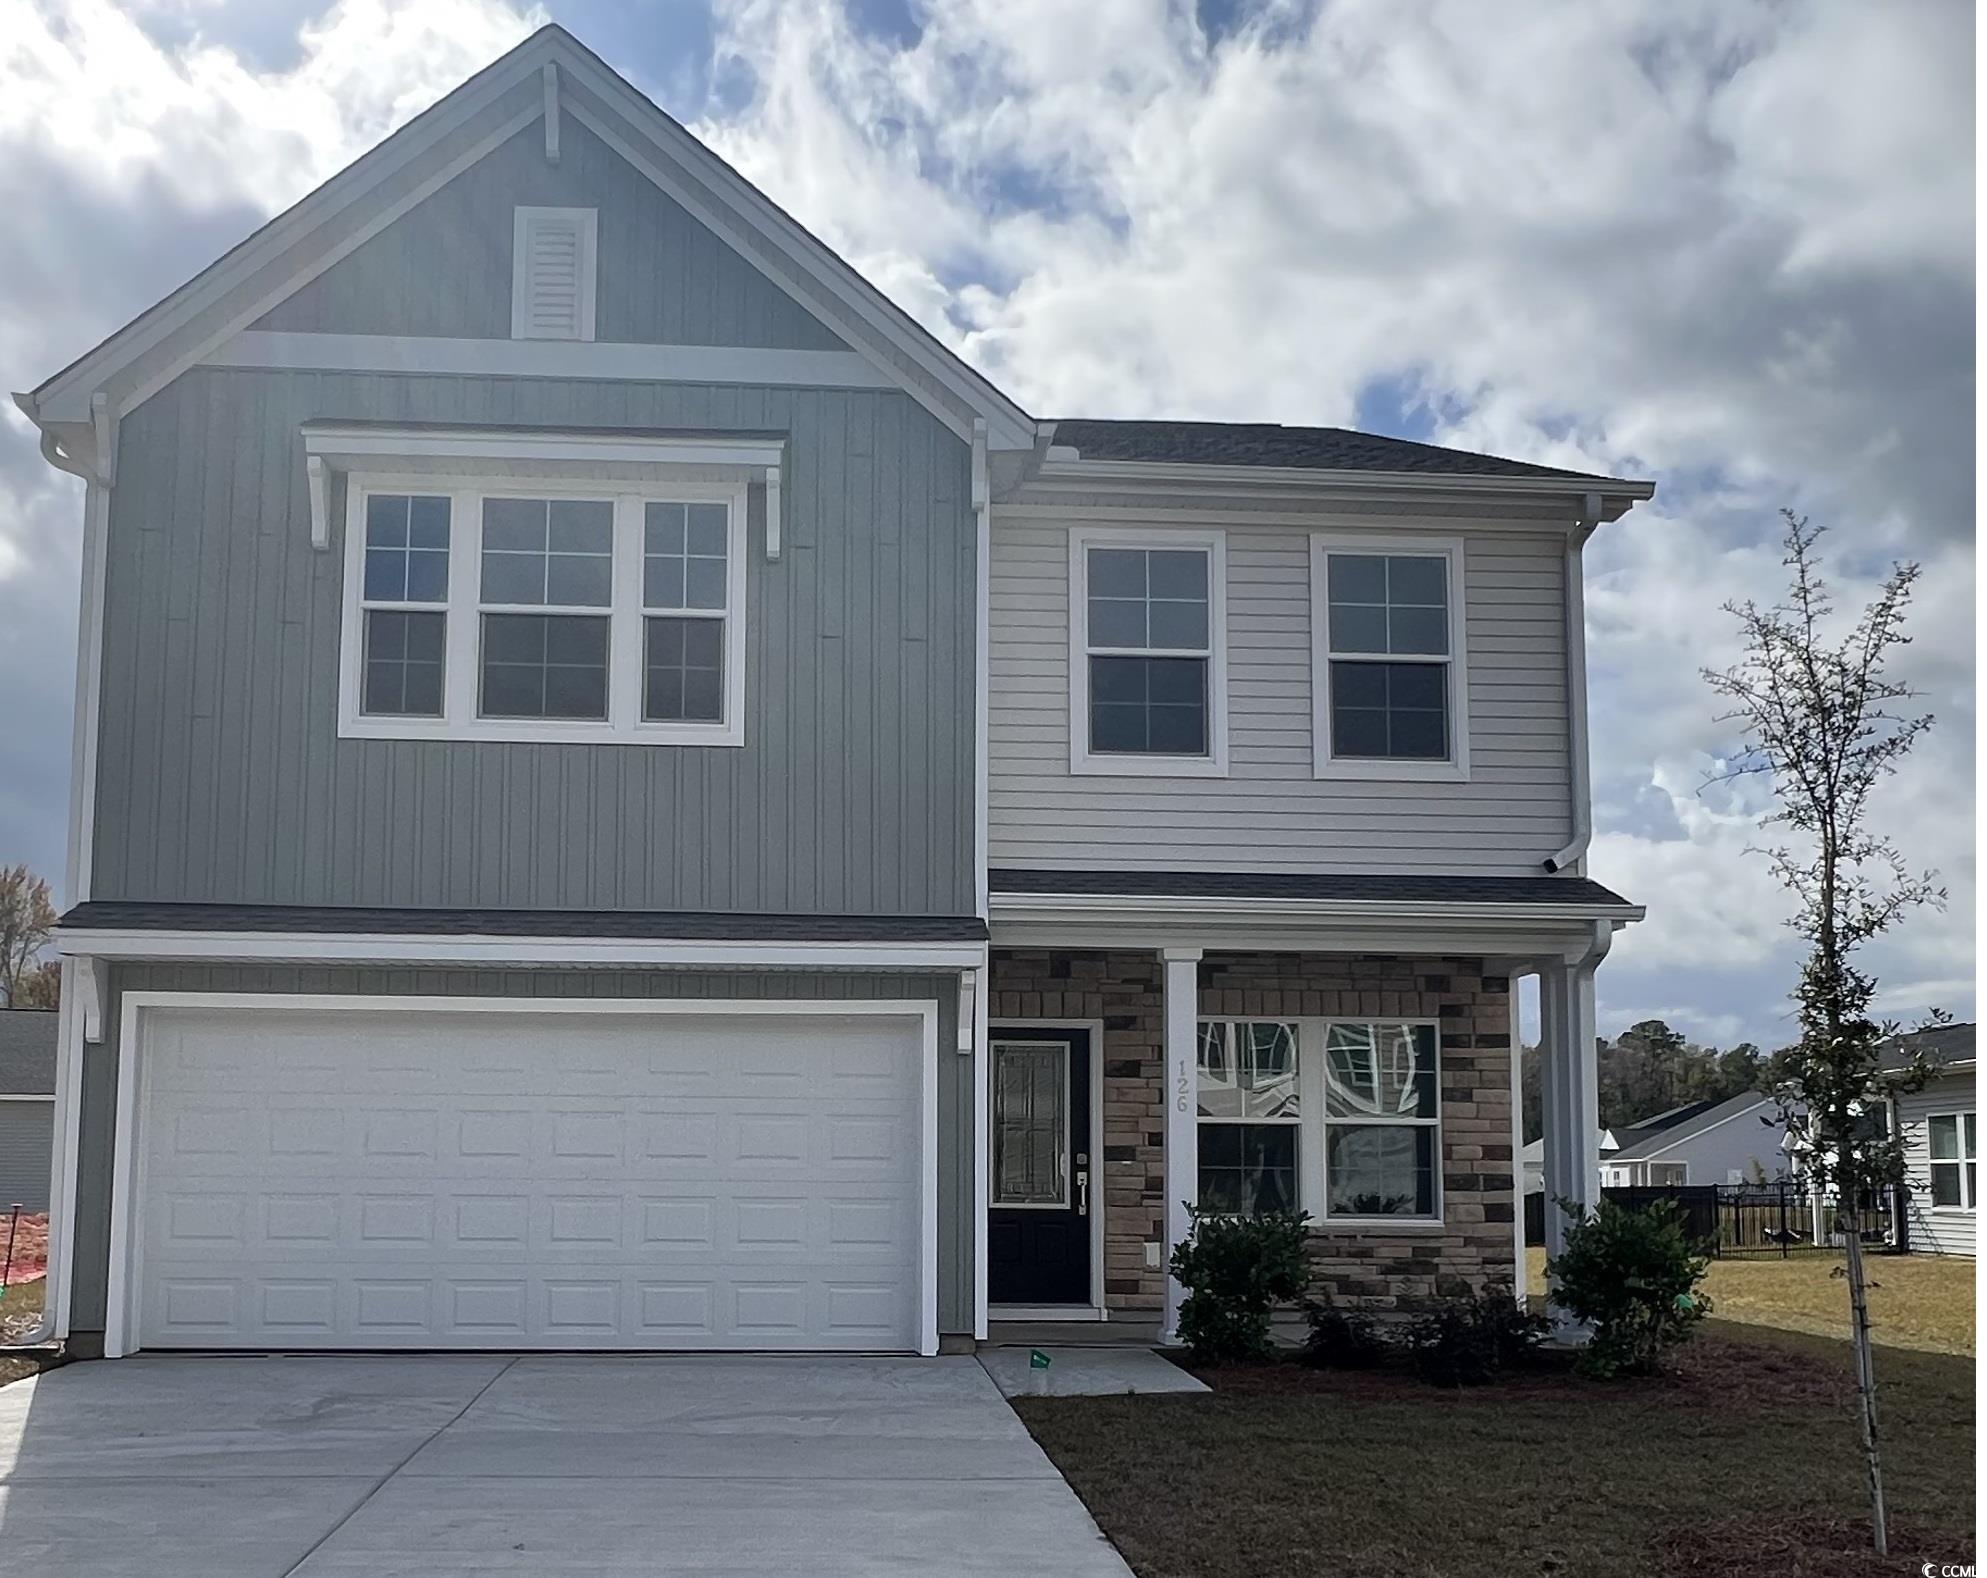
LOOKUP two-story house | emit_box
[17,26,1648,1360]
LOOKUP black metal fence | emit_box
[1524,1181,1895,1258]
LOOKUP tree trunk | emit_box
[1839,1206,1888,1555]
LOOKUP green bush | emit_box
[1168,1208,1311,1362]
[1301,1304,1389,1369]
[1405,1283,1550,1387]
[1548,1198,1712,1377]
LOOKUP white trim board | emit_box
[0,1095,55,1104]
[57,929,988,971]
[105,992,943,1359]
[208,332,897,391]
[25,28,1037,452]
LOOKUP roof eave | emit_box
[1028,457,1656,516]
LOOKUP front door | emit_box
[987,1029,1093,1306]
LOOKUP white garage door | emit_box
[126,1002,929,1353]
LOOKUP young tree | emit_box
[0,865,57,1008]
[1704,511,1942,1556]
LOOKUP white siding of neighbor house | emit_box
[987,513,1574,873]
[1898,1072,1975,1257]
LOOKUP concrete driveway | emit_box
[0,1354,1134,1576]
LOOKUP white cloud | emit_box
[0,0,1970,1051]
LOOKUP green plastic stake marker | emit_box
[1029,1349,1051,1369]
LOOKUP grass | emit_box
[1524,1245,1975,1356]
[1014,1322,1975,1578]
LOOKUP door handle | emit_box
[1076,1169,1089,1217]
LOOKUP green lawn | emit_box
[1015,1323,1975,1578]
[1525,1245,1975,1356]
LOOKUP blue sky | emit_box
[0,0,1974,1049]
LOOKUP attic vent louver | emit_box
[511,206,597,341]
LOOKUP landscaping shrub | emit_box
[1549,1198,1712,1377]
[1301,1305,1389,1369]
[1168,1208,1311,1362]
[1405,1283,1549,1387]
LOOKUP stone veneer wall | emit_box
[988,949,1517,1316]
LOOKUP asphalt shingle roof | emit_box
[0,1012,57,1096]
[989,868,1636,908]
[1050,418,1628,483]
[1879,1022,1975,1073]
[1605,1093,1781,1163]
[58,902,987,943]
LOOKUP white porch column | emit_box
[1538,925,1611,1329]
[1161,947,1202,1344]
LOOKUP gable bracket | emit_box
[764,461,783,561]
[542,62,560,164]
[90,393,118,487]
[306,455,331,549]
[74,955,105,1043]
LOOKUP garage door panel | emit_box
[134,1006,926,1351]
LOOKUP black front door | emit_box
[987,1028,1092,1306]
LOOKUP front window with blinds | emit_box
[1928,1113,1977,1209]
[340,479,745,746]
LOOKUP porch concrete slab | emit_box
[290,1474,1134,1576]
[0,1355,508,1480]
[978,1344,1210,1397]
[0,1475,380,1577]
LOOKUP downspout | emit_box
[969,418,992,1340]
[8,392,108,1351]
[1544,492,1601,874]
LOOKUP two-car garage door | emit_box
[120,1001,931,1354]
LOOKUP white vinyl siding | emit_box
[511,207,598,341]
[988,514,1573,873]
[1898,1073,1976,1257]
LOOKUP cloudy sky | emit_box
[0,0,1974,1049]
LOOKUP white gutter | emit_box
[1033,456,1656,506]
[1545,494,1601,873]
[988,891,1645,925]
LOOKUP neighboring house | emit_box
[16,26,1652,1359]
[0,1012,57,1214]
[1884,1023,1975,1258]
[1521,1128,1619,1196]
[1596,1094,1791,1187]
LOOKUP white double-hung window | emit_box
[1069,526,1228,775]
[1195,1018,1444,1223]
[1310,533,1469,781]
[338,476,747,745]
[1928,1113,1977,1210]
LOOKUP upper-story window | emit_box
[1311,533,1469,782]
[511,207,597,341]
[339,477,745,746]
[1069,527,1228,776]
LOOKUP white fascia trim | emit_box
[553,58,1034,451]
[1034,459,1655,509]
[104,991,945,1359]
[0,1094,55,1103]
[56,929,988,971]
[209,331,897,391]
[32,96,543,425]
[304,424,786,470]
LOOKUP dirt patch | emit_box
[1652,1513,1971,1577]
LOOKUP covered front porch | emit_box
[979,871,1640,1338]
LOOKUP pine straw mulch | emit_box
[1654,1513,1969,1578]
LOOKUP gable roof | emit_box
[1050,419,1636,485]
[0,1013,57,1097]
[18,24,1037,456]
[1879,1022,1974,1075]
[1605,1093,1782,1163]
